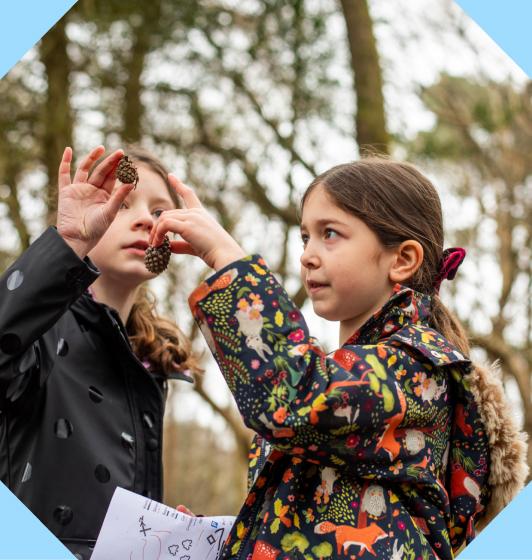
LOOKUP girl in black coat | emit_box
[0,146,200,559]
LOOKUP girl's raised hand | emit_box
[56,146,135,258]
[149,175,246,270]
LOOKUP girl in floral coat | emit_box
[151,159,528,559]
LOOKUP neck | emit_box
[338,286,396,346]
[339,314,372,347]
[90,276,140,324]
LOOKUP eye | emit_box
[120,201,129,210]
[301,233,309,247]
[152,209,165,219]
[324,228,339,240]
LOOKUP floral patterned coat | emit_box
[189,255,493,560]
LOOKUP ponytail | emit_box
[431,294,528,529]
[430,295,470,356]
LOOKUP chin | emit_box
[311,303,341,322]
[112,265,155,285]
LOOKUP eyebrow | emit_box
[300,218,347,230]
[126,191,174,206]
[150,197,175,206]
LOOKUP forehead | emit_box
[122,164,175,205]
[300,185,352,227]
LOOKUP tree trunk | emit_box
[122,2,162,143]
[40,16,73,226]
[122,26,148,143]
[339,0,389,153]
[0,161,31,251]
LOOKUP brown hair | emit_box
[301,156,470,355]
[121,145,201,377]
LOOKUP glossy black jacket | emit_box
[0,227,191,559]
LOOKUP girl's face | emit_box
[88,163,176,286]
[300,184,396,337]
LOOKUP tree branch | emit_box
[192,373,252,461]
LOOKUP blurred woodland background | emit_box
[0,0,530,514]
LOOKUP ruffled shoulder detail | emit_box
[388,324,470,367]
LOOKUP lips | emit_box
[124,240,149,250]
[307,280,329,293]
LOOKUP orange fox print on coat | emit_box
[315,521,388,556]
[454,403,473,437]
[374,382,407,461]
[188,268,238,309]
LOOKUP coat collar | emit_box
[70,289,193,383]
[345,284,431,346]
[345,284,470,367]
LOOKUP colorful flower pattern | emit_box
[189,255,490,560]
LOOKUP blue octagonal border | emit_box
[455,0,531,77]
[0,1,530,558]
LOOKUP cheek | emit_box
[88,224,120,264]
[87,241,110,268]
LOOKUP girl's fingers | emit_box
[150,217,186,247]
[169,240,198,256]
[89,149,124,192]
[100,153,125,193]
[102,183,135,224]
[73,146,106,184]
[168,174,203,209]
[58,147,73,189]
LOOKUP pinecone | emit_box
[144,235,171,274]
[116,155,139,188]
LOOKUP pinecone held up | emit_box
[144,235,171,274]
[116,155,139,188]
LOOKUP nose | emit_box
[132,208,154,232]
[300,240,320,270]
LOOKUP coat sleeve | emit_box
[189,255,449,468]
[0,227,100,379]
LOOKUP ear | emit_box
[388,240,424,284]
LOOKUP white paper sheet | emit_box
[91,487,235,560]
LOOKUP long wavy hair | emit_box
[121,145,201,377]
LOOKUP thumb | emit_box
[176,505,195,516]
[102,183,135,223]
[170,240,199,256]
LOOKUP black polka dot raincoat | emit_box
[0,227,192,559]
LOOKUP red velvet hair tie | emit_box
[433,247,466,293]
